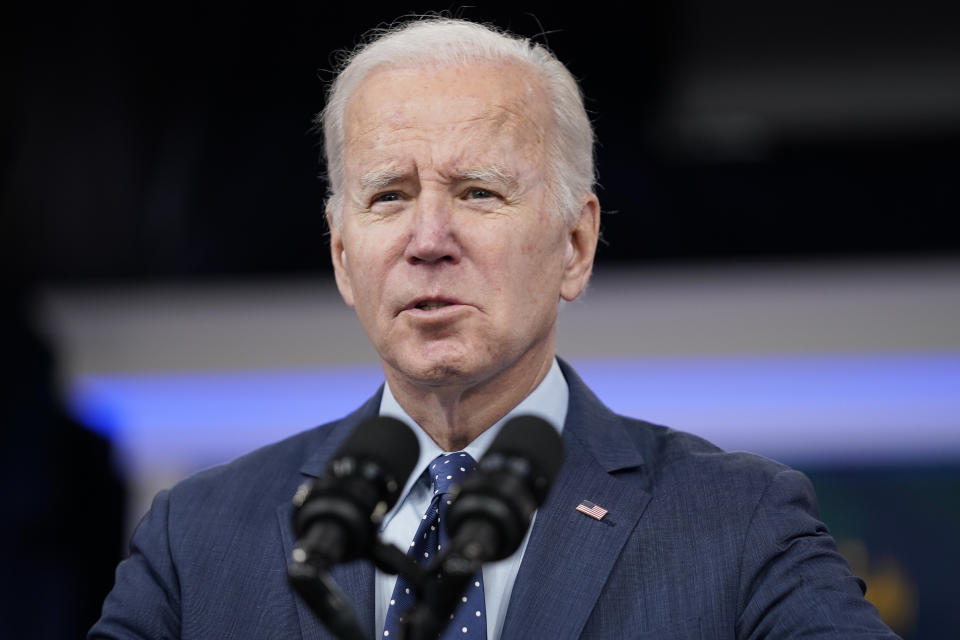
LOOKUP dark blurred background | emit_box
[2,2,958,638]
[3,1,958,283]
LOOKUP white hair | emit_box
[319,18,596,230]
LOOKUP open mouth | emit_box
[415,300,454,311]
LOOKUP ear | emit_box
[559,194,600,302]
[327,205,355,308]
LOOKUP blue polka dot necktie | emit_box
[383,452,487,639]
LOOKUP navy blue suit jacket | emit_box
[91,361,897,639]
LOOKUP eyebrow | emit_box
[358,169,409,192]
[454,165,519,191]
[357,165,520,192]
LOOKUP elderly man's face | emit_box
[329,61,596,389]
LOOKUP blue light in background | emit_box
[569,352,960,464]
[70,364,385,472]
[69,352,960,474]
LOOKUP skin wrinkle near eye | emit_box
[355,164,524,216]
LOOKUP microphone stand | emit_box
[287,548,368,640]
[290,522,500,640]
[287,537,433,640]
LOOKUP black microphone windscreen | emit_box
[486,414,563,488]
[333,416,420,488]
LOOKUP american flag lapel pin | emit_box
[575,499,608,521]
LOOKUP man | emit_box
[91,18,898,639]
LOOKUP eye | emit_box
[372,191,402,204]
[464,188,496,200]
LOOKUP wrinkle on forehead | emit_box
[342,61,552,168]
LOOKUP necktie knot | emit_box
[430,451,477,496]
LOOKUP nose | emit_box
[404,192,462,265]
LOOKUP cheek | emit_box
[493,244,562,305]
[341,236,385,300]
[518,222,566,269]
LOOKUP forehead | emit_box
[342,60,551,170]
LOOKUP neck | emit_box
[383,344,556,451]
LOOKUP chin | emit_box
[405,358,475,386]
[387,347,484,387]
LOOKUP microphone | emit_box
[290,416,420,566]
[287,416,419,640]
[445,414,563,563]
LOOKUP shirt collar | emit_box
[378,357,569,516]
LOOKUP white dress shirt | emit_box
[375,358,569,640]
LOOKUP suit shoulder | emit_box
[561,361,787,484]
[170,389,381,496]
[162,413,358,515]
[187,423,327,482]
[618,415,793,491]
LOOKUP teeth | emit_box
[416,301,452,311]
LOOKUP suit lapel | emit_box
[500,362,652,639]
[276,392,382,640]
